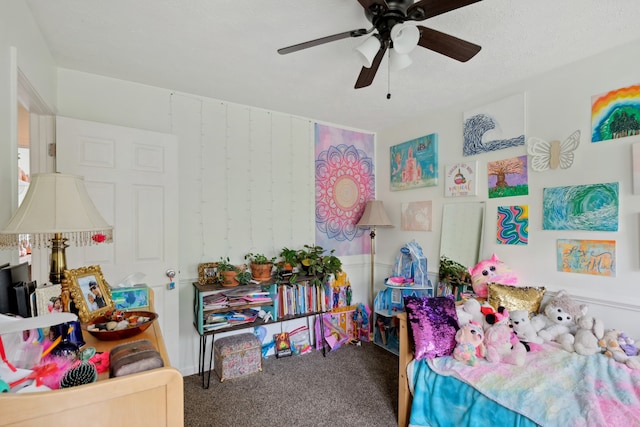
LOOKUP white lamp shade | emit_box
[389,49,413,71]
[0,173,113,248]
[390,23,420,55]
[356,35,382,68]
[357,200,393,228]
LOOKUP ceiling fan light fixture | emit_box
[389,49,413,71]
[356,35,381,68]
[390,23,420,55]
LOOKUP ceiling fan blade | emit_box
[407,0,483,21]
[416,26,481,62]
[355,43,388,89]
[278,28,369,55]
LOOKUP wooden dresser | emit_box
[0,304,183,426]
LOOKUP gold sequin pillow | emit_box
[487,283,546,314]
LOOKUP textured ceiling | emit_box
[25,0,640,132]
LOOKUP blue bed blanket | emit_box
[410,343,640,427]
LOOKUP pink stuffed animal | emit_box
[483,306,526,366]
[468,254,518,298]
[453,321,486,366]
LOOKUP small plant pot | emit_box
[220,271,239,287]
[250,263,273,281]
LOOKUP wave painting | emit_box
[543,182,619,231]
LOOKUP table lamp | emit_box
[0,173,113,308]
[356,200,393,321]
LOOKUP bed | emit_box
[397,311,640,427]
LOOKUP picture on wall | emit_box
[314,123,375,256]
[463,93,526,156]
[557,239,616,277]
[390,133,438,191]
[543,182,619,231]
[591,83,640,143]
[401,201,433,231]
[487,155,528,199]
[496,205,528,245]
[444,161,478,197]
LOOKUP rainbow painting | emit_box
[591,84,640,142]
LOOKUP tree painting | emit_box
[487,155,528,198]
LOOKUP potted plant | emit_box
[438,255,472,298]
[296,244,342,287]
[217,257,245,287]
[244,252,276,281]
[279,247,298,272]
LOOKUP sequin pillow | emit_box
[487,283,546,314]
[404,295,458,360]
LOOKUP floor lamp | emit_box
[356,200,392,332]
[0,173,113,312]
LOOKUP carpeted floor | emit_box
[183,341,399,427]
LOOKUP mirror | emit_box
[439,202,485,268]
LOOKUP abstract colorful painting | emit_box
[557,239,616,277]
[315,124,375,256]
[496,205,528,245]
[487,155,528,199]
[543,182,619,231]
[401,201,433,231]
[463,93,525,156]
[444,161,477,197]
[591,84,640,142]
[390,133,438,191]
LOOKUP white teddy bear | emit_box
[509,310,543,344]
[455,298,486,327]
[531,290,586,343]
[561,315,605,355]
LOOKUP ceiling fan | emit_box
[277,0,483,89]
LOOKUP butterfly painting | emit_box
[527,130,580,172]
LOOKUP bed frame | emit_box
[397,312,413,427]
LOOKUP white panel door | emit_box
[55,116,179,365]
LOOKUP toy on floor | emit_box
[453,321,486,366]
[468,254,518,298]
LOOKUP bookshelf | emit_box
[192,276,330,388]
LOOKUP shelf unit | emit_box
[192,276,330,388]
[373,279,434,355]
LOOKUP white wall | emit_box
[0,2,57,265]
[56,70,370,374]
[377,37,640,333]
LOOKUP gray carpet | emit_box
[183,341,399,427]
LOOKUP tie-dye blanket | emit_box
[422,343,640,426]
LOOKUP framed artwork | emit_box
[633,143,640,195]
[543,182,619,231]
[557,239,616,277]
[591,84,640,143]
[487,155,528,199]
[444,161,477,197]
[111,286,150,311]
[463,93,526,156]
[390,133,438,191]
[198,262,219,285]
[35,284,62,316]
[496,205,528,245]
[65,265,114,323]
[401,201,433,231]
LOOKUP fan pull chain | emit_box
[387,50,391,99]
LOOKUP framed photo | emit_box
[35,284,62,316]
[65,265,114,323]
[111,286,150,311]
[198,262,219,285]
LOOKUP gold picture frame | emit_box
[198,262,219,285]
[65,265,115,323]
